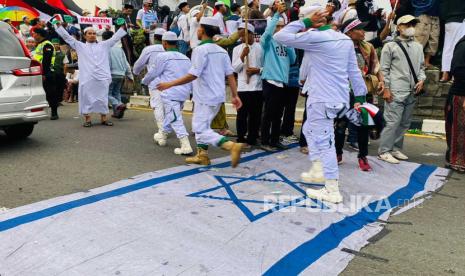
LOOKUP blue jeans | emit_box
[109,75,124,112]
[177,40,189,55]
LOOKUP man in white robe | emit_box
[55,23,127,127]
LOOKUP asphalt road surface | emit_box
[1,103,464,275]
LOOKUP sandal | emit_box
[83,121,92,127]
[101,121,114,126]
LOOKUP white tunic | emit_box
[213,13,228,35]
[56,26,127,114]
[133,44,165,90]
[142,50,192,102]
[231,42,263,92]
[274,20,367,105]
[188,41,234,105]
[177,13,190,42]
[189,18,201,49]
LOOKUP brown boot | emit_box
[221,141,243,168]
[185,148,211,165]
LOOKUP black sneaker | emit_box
[50,115,59,120]
[272,142,288,150]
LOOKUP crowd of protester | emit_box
[3,0,465,178]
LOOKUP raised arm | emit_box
[55,25,80,49]
[260,13,280,47]
[273,10,329,51]
[103,27,127,48]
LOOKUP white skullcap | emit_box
[26,37,35,42]
[299,4,323,18]
[191,9,201,16]
[154,28,166,36]
[162,31,179,41]
[83,27,96,34]
[238,22,255,33]
[215,1,225,7]
[200,17,220,27]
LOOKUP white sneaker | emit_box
[378,152,400,164]
[306,179,343,204]
[153,131,168,146]
[301,160,326,184]
[174,136,193,155]
[391,150,408,160]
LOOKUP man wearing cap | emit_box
[133,28,166,137]
[260,3,296,152]
[378,15,426,164]
[232,22,263,148]
[142,31,194,155]
[190,2,209,49]
[213,1,228,35]
[33,28,60,120]
[157,17,244,168]
[274,10,367,204]
[137,0,158,45]
[177,1,191,55]
[335,18,385,171]
[25,37,37,55]
[55,22,128,127]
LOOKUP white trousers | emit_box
[161,98,189,139]
[303,102,347,180]
[192,102,224,147]
[149,89,165,128]
[442,21,465,72]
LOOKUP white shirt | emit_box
[133,44,165,90]
[213,12,227,35]
[232,42,263,92]
[274,21,367,105]
[177,13,190,42]
[189,18,201,49]
[188,41,234,105]
[142,50,192,102]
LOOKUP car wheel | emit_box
[4,124,34,139]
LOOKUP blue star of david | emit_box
[187,170,328,222]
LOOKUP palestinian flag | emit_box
[357,103,380,126]
[46,0,72,15]
[23,0,69,15]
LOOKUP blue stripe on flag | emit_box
[263,164,437,275]
[0,145,298,233]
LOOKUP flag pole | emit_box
[244,0,250,84]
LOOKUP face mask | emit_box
[402,27,415,37]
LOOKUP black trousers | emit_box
[261,81,286,146]
[335,117,369,158]
[236,91,263,145]
[299,95,308,147]
[281,86,299,136]
[43,74,59,116]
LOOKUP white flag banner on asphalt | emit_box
[0,147,447,275]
